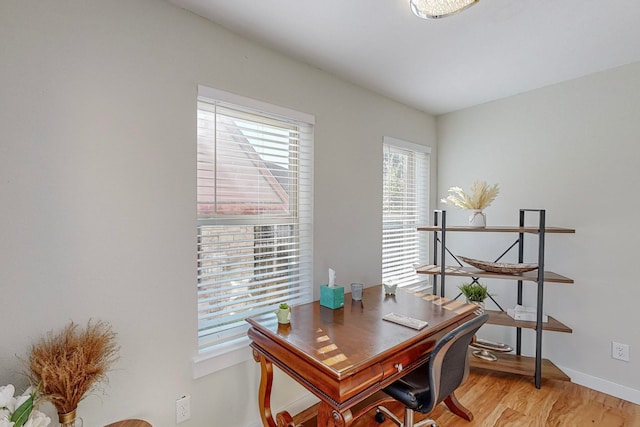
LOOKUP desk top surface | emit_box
[247,285,477,376]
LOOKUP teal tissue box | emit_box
[320,285,344,309]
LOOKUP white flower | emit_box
[0,385,15,408]
[0,384,49,427]
[0,407,14,427]
[0,408,12,423]
[22,410,49,427]
[0,408,11,421]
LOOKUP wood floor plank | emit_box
[293,370,640,427]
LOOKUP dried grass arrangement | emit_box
[441,181,500,210]
[27,320,119,420]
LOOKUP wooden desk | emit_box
[247,285,479,427]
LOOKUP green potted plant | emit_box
[275,302,291,324]
[458,282,490,311]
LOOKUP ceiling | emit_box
[169,0,640,115]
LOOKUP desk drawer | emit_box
[380,335,441,380]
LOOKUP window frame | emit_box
[382,136,431,290]
[194,85,314,377]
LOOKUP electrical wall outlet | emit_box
[176,395,191,423]
[612,341,630,362]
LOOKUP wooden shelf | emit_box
[416,264,573,284]
[469,350,570,382]
[417,225,575,234]
[484,310,572,333]
[421,210,575,388]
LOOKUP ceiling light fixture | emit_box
[410,0,478,19]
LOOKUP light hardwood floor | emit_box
[294,370,640,427]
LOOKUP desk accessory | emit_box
[320,268,344,309]
[320,285,344,309]
[383,282,398,295]
[275,303,291,324]
[382,312,428,330]
[350,283,364,300]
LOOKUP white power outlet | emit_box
[612,341,630,362]
[176,395,191,423]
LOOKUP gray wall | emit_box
[0,0,435,426]
[437,62,640,402]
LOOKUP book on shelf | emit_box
[506,305,548,322]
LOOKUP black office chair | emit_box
[375,313,489,427]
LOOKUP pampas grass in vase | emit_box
[27,320,119,426]
[441,181,500,227]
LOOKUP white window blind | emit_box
[197,87,313,354]
[382,138,430,288]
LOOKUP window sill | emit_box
[192,337,253,379]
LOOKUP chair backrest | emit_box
[425,313,488,410]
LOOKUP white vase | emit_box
[468,210,486,227]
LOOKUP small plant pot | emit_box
[275,308,291,324]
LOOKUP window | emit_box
[382,137,430,288]
[197,86,313,356]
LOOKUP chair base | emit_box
[375,405,437,427]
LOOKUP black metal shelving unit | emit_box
[417,209,575,388]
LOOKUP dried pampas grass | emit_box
[27,320,119,414]
[441,181,500,210]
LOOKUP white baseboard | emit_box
[559,365,640,405]
[243,393,320,427]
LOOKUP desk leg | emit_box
[253,350,296,427]
[253,349,277,427]
[317,402,353,427]
[444,392,473,421]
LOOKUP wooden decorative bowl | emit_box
[458,256,538,274]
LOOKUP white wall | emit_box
[437,62,640,402]
[0,0,435,426]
